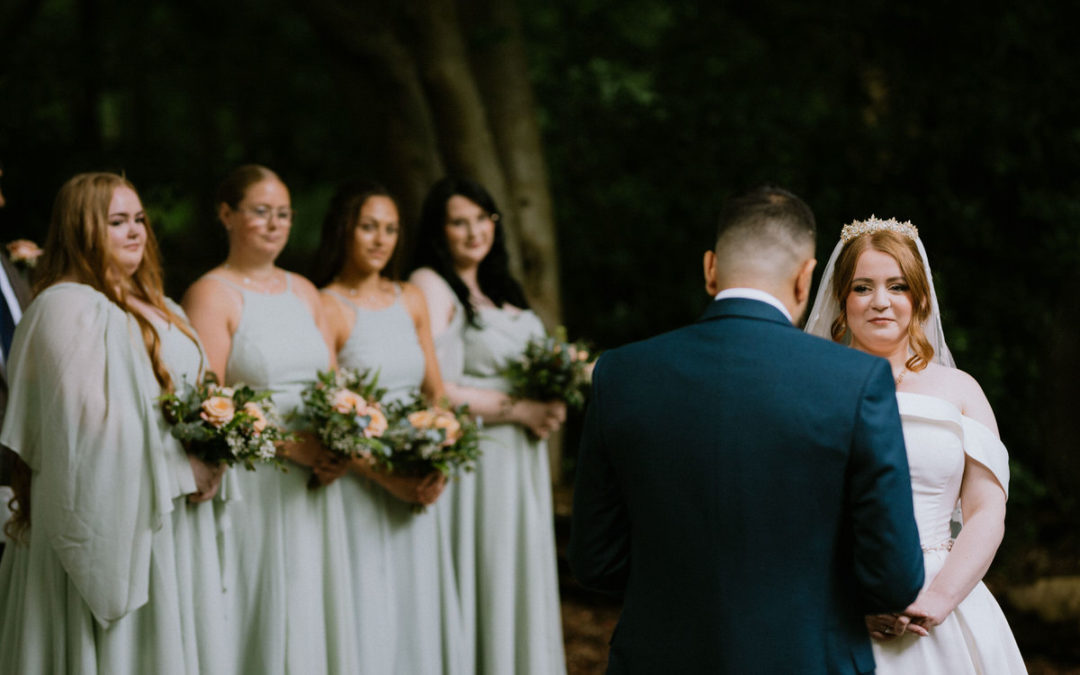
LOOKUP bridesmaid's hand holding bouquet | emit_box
[160,374,289,471]
[369,395,482,512]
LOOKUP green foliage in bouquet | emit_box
[502,325,595,410]
[374,394,482,478]
[300,368,390,459]
[159,373,289,470]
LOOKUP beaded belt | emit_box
[921,539,954,553]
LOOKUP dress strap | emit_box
[326,283,401,311]
[326,288,358,309]
[284,272,293,291]
[206,273,247,293]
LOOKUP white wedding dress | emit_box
[873,392,1026,674]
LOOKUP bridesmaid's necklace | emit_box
[894,367,908,387]
[336,276,388,305]
[223,262,283,290]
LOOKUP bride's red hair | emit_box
[829,230,935,372]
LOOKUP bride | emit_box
[805,217,1026,674]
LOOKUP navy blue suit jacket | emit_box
[569,298,924,674]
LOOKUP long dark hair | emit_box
[410,177,528,326]
[311,180,398,287]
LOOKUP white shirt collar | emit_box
[0,264,22,372]
[713,288,793,324]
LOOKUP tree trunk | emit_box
[403,0,523,278]
[459,0,563,332]
[459,0,566,482]
[299,0,566,484]
[295,0,445,259]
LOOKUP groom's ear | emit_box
[703,250,720,296]
[794,257,817,305]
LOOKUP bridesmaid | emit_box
[182,165,358,674]
[312,179,463,674]
[410,177,567,674]
[0,172,228,673]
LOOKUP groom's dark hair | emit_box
[716,185,816,246]
[714,185,816,276]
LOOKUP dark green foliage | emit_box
[522,0,1080,561]
[1,0,1076,559]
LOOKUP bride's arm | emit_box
[906,460,1006,628]
[905,373,1006,628]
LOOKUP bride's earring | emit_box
[831,312,848,342]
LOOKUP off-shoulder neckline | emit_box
[896,391,999,439]
[896,390,963,417]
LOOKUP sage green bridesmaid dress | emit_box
[0,284,229,674]
[212,274,359,674]
[327,286,465,674]
[419,272,567,675]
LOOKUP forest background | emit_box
[2,0,1078,665]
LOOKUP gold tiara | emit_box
[840,215,919,244]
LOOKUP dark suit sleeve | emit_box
[568,355,630,594]
[848,359,925,613]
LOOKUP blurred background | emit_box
[2,0,1078,670]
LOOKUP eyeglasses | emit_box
[240,205,293,223]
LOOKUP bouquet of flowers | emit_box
[374,395,482,479]
[502,326,595,410]
[6,239,43,269]
[299,367,389,460]
[160,374,289,470]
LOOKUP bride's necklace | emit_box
[223,262,283,290]
[894,367,908,387]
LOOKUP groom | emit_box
[569,186,924,674]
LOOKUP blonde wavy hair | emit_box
[829,230,935,372]
[6,172,198,541]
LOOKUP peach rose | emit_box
[409,408,461,446]
[200,396,235,427]
[242,402,268,433]
[433,410,462,446]
[360,405,388,438]
[331,389,365,415]
[6,239,43,265]
[408,409,438,429]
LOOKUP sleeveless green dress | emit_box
[419,271,567,674]
[212,274,358,674]
[328,286,465,674]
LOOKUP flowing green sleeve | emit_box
[0,284,176,627]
